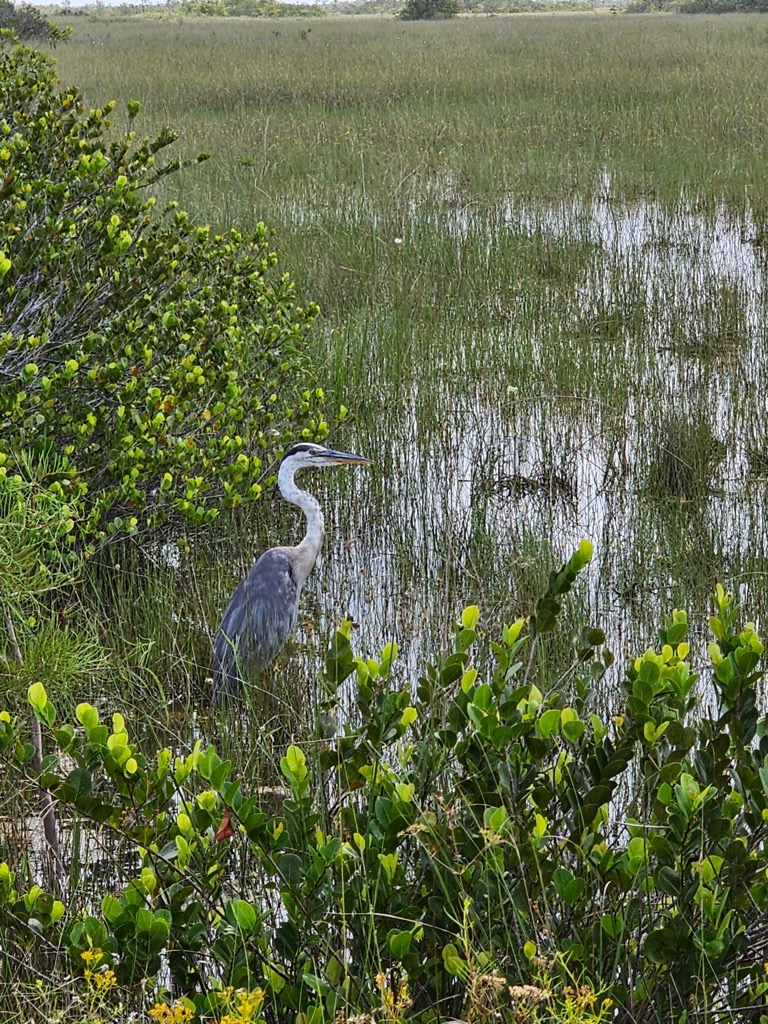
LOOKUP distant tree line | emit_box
[627,0,768,11]
[179,0,328,16]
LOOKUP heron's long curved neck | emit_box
[278,459,325,586]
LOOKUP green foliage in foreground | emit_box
[4,540,768,1021]
[0,39,326,547]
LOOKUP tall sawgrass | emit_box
[53,15,768,218]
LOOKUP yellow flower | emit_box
[80,947,103,966]
[216,987,265,1023]
[96,969,117,992]
[82,960,116,996]
[148,1002,194,1024]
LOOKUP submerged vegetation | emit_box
[4,12,768,1022]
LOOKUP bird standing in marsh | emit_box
[212,442,373,702]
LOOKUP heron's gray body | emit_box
[212,547,301,699]
[210,442,372,704]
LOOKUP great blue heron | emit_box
[212,442,373,702]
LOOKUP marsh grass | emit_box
[25,13,768,753]
[646,413,727,500]
[53,15,768,216]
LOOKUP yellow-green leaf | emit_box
[28,683,47,711]
[461,605,480,630]
[400,706,418,727]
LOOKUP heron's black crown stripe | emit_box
[281,442,324,461]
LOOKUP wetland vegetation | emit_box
[3,13,768,1023]
[46,12,768,666]
[42,12,768,677]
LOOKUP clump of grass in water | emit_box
[504,223,599,286]
[666,278,750,358]
[646,414,726,500]
[746,443,768,478]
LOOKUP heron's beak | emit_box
[321,448,374,465]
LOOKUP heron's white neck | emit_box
[278,458,325,582]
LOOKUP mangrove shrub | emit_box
[3,540,768,1021]
[0,39,326,546]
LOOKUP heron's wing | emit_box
[212,548,299,700]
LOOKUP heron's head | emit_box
[281,442,373,471]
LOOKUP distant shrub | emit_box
[180,0,229,13]
[0,39,328,549]
[400,0,460,19]
[0,0,64,41]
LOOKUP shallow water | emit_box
[281,181,768,698]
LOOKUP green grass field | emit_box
[54,14,768,215]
